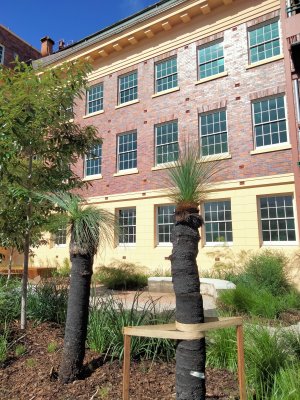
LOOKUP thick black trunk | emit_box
[171,217,206,400]
[59,253,93,383]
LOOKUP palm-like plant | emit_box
[45,193,115,383]
[167,145,218,400]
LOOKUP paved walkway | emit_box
[92,286,217,315]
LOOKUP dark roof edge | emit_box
[34,0,187,67]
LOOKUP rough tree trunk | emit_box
[171,213,206,400]
[59,253,93,383]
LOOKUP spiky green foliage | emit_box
[167,145,218,206]
[45,192,115,256]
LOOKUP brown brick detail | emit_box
[246,10,280,28]
[198,99,227,113]
[249,85,286,101]
[196,31,224,47]
[153,49,178,63]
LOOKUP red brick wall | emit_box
[0,25,40,67]
[73,14,292,199]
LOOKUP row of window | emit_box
[84,93,288,176]
[85,19,281,114]
[55,195,296,247]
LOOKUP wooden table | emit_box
[123,316,246,400]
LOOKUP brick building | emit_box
[0,24,40,67]
[33,0,300,284]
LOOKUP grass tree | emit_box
[167,145,218,400]
[46,193,115,383]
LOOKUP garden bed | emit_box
[0,322,238,400]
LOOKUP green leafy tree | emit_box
[168,145,218,400]
[44,192,115,383]
[0,60,100,329]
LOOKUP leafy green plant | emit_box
[27,279,68,324]
[87,293,176,361]
[0,326,9,363]
[0,277,21,323]
[54,258,71,278]
[206,327,237,372]
[15,344,26,357]
[26,358,37,368]
[270,364,300,400]
[95,261,148,290]
[47,341,58,353]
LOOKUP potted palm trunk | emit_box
[46,193,115,383]
[168,146,217,400]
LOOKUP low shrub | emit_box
[270,364,300,400]
[95,261,148,290]
[0,278,21,323]
[27,279,68,324]
[54,258,71,278]
[0,326,9,364]
[87,293,176,361]
[15,344,26,357]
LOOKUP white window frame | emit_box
[117,131,137,172]
[84,144,102,177]
[199,109,229,156]
[118,71,138,105]
[118,208,136,246]
[197,39,225,80]
[86,83,104,114]
[258,194,297,246]
[252,95,289,149]
[0,44,5,65]
[203,199,233,246]
[155,120,179,166]
[248,18,282,64]
[156,204,175,246]
[155,57,178,93]
[54,226,67,247]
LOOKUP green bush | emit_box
[0,277,21,323]
[206,327,237,372]
[95,261,148,290]
[0,326,9,364]
[270,364,300,400]
[217,250,300,319]
[27,279,68,324]
[54,258,71,277]
[87,293,176,361]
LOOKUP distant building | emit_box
[0,24,40,67]
[31,0,299,286]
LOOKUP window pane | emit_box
[119,208,136,244]
[119,72,138,104]
[156,121,179,165]
[198,41,224,79]
[200,110,228,155]
[85,144,102,176]
[118,132,137,171]
[157,205,175,243]
[259,195,295,243]
[204,200,233,243]
[87,84,104,114]
[249,20,280,64]
[156,58,178,93]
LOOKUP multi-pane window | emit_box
[157,205,175,244]
[0,45,4,64]
[119,71,138,104]
[86,84,103,114]
[55,227,67,246]
[204,200,233,244]
[155,57,178,93]
[253,96,287,148]
[85,144,102,176]
[260,196,296,242]
[200,110,228,156]
[118,132,137,171]
[119,208,136,244]
[198,41,224,80]
[248,20,280,64]
[155,121,179,165]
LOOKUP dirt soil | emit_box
[0,322,239,400]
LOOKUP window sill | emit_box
[82,174,103,181]
[200,153,232,162]
[156,243,172,247]
[151,162,176,171]
[54,244,67,248]
[83,110,104,119]
[117,244,136,248]
[152,87,180,98]
[113,168,139,177]
[115,99,140,109]
[195,71,228,85]
[262,242,298,247]
[245,54,284,70]
[250,143,291,155]
[204,242,233,247]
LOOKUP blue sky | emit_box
[2,0,156,51]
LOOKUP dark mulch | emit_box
[0,322,239,400]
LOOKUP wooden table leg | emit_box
[236,325,246,400]
[123,334,131,400]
